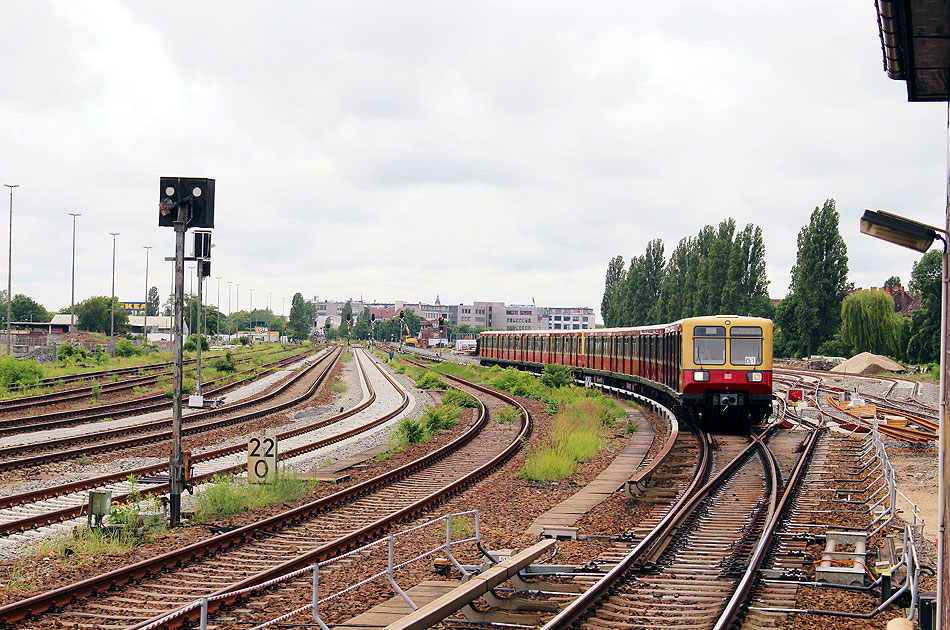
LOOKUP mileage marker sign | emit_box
[248,434,278,484]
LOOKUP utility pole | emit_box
[143,246,152,339]
[3,183,18,356]
[216,276,221,338]
[68,213,81,345]
[108,232,119,355]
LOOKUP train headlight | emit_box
[746,371,763,382]
[693,371,709,382]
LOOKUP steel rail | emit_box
[0,350,332,471]
[713,424,823,630]
[541,423,781,630]
[1,350,529,628]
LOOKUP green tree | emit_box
[905,250,941,363]
[840,290,903,357]
[76,296,129,333]
[147,286,160,316]
[780,199,850,356]
[884,276,902,289]
[11,294,50,322]
[288,293,314,341]
[601,255,626,327]
[724,224,773,317]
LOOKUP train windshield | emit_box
[693,326,725,365]
[730,326,763,366]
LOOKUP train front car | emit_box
[679,315,773,430]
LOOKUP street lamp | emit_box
[143,246,152,339]
[3,184,18,356]
[108,232,119,353]
[249,288,254,336]
[860,208,948,619]
[235,283,240,334]
[227,280,233,337]
[68,213,81,345]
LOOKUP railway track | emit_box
[0,346,286,413]
[0,348,336,473]
[1,349,532,629]
[0,347,311,438]
[0,347,342,539]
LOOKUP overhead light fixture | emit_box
[860,209,941,252]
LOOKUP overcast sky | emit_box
[0,1,946,321]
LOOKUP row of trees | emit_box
[601,218,773,328]
[601,197,943,364]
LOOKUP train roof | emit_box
[478,315,773,336]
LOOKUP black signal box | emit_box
[160,177,215,228]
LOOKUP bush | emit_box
[540,364,574,388]
[57,344,91,363]
[394,417,426,445]
[210,351,236,373]
[0,356,43,389]
[183,334,209,352]
[416,371,448,389]
[421,404,460,433]
[237,336,251,346]
[442,388,477,408]
[114,339,145,357]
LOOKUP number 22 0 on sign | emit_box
[248,435,277,483]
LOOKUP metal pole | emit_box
[108,232,119,354]
[249,288,254,338]
[235,283,240,336]
[215,276,221,338]
[940,129,950,628]
[170,205,186,527]
[3,184,18,356]
[195,263,203,396]
[227,280,232,338]
[143,246,152,340]
[68,213,81,345]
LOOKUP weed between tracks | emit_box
[191,473,318,523]
[331,383,348,393]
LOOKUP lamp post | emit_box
[68,213,81,345]
[235,283,240,335]
[108,232,119,354]
[3,183,18,356]
[860,209,948,623]
[143,246,152,339]
[215,276,221,338]
[249,288,254,337]
[227,280,232,338]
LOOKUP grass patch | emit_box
[76,454,93,465]
[494,406,522,425]
[342,351,353,363]
[442,388,477,408]
[519,400,607,482]
[192,472,317,523]
[331,383,348,393]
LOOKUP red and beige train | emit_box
[478,315,774,429]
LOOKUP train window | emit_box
[731,326,762,337]
[694,337,726,365]
[730,336,763,366]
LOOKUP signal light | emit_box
[746,371,763,383]
[159,177,215,228]
[693,371,709,382]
